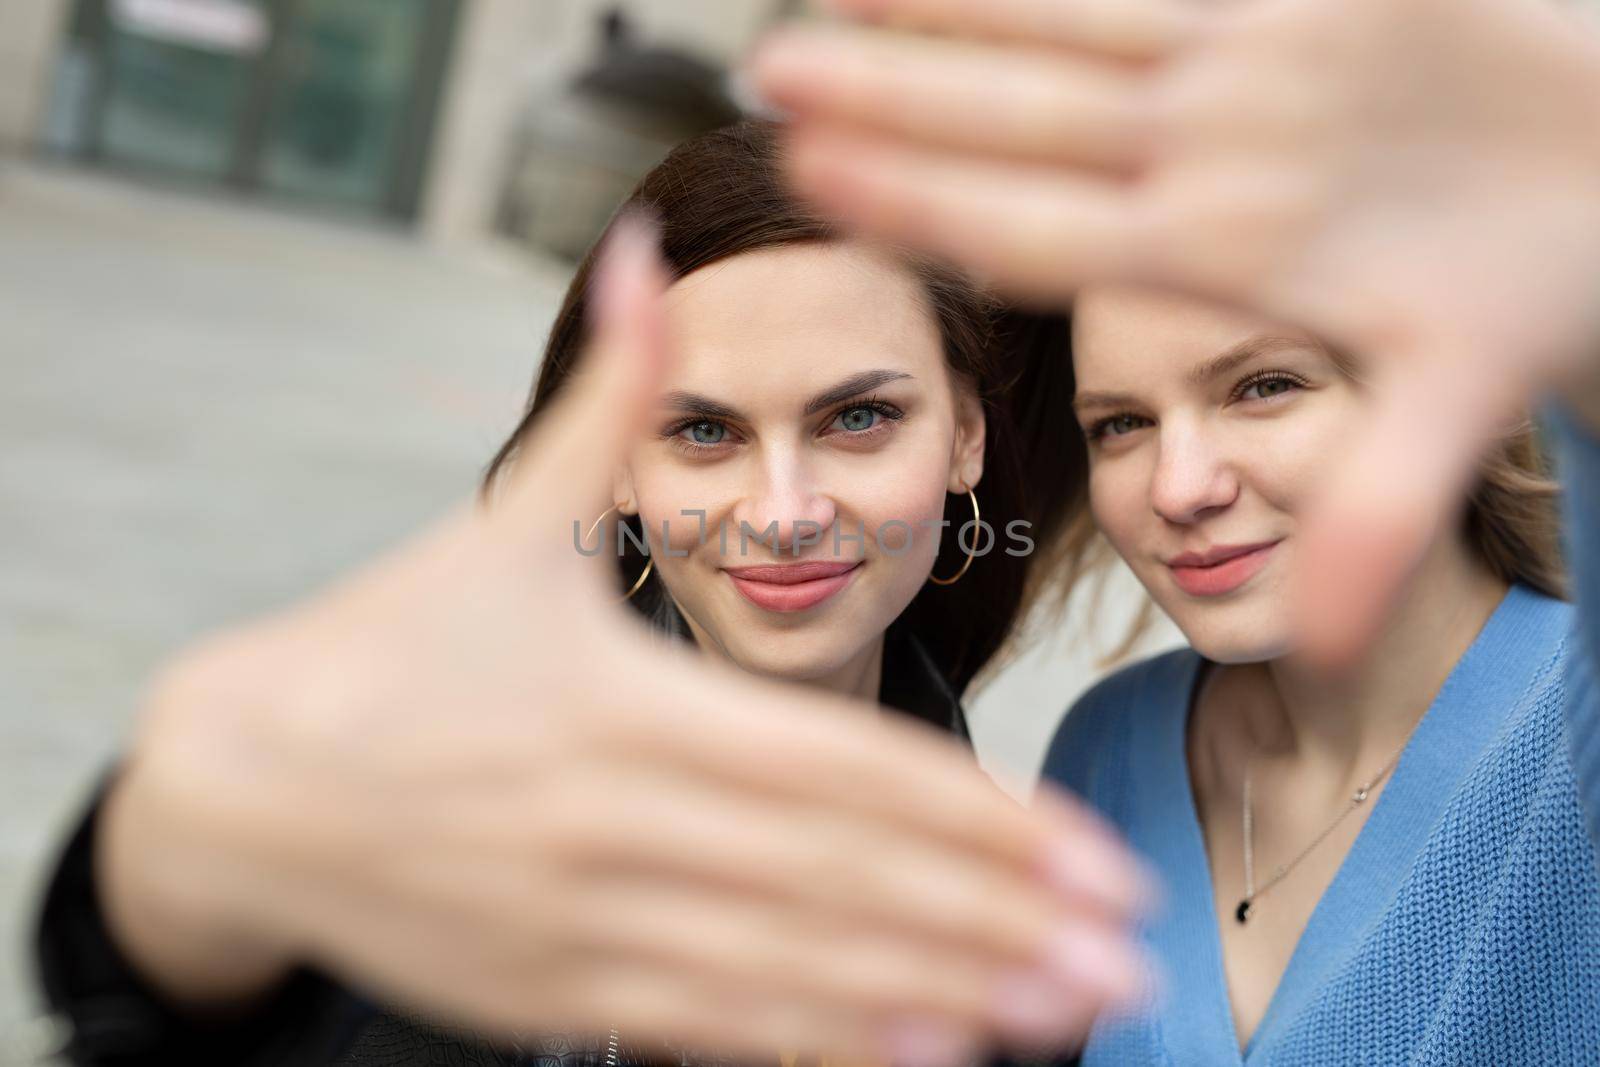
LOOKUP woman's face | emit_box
[1072,287,1364,663]
[616,242,985,683]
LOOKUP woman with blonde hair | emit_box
[755,0,1600,1059]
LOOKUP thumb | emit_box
[1293,351,1509,670]
[496,211,673,533]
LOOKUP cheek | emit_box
[1238,400,1351,514]
[627,476,723,566]
[848,448,954,565]
[863,469,948,531]
[629,461,735,556]
[629,470,719,620]
[1087,456,1151,560]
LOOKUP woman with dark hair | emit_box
[484,120,1086,701]
[28,121,1134,1067]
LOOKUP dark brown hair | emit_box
[483,121,1084,696]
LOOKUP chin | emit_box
[1187,633,1292,665]
[1157,589,1295,666]
[721,632,873,683]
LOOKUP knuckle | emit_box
[525,774,615,865]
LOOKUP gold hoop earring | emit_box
[928,486,980,587]
[585,504,654,601]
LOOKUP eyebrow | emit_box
[1186,335,1310,387]
[660,392,741,421]
[1072,335,1312,414]
[661,369,914,422]
[802,369,913,415]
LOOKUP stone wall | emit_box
[0,0,72,151]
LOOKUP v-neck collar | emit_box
[1121,583,1568,1065]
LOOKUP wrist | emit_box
[97,775,298,1014]
[96,646,307,1012]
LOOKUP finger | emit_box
[535,765,1139,972]
[1031,781,1164,917]
[606,654,1158,919]
[814,0,1204,62]
[751,27,1153,172]
[781,123,1149,303]
[1293,354,1511,669]
[493,212,673,532]
[565,878,1125,1047]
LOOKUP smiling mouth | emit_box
[1166,541,1281,597]
[724,561,862,613]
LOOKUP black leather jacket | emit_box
[30,622,980,1067]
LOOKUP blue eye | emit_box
[837,406,878,432]
[823,398,904,438]
[684,421,725,445]
[1088,413,1150,440]
[1234,370,1309,403]
[1243,378,1294,400]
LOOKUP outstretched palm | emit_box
[753,0,1600,663]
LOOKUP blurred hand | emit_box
[750,0,1600,665]
[96,217,1152,1066]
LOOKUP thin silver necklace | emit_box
[1236,723,1420,925]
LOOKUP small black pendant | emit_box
[1236,899,1253,924]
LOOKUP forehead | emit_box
[661,242,943,393]
[1073,286,1306,385]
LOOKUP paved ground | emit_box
[0,159,1176,1057]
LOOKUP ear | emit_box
[612,467,639,516]
[948,385,987,494]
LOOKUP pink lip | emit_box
[1166,541,1280,597]
[725,561,861,613]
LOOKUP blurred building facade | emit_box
[0,0,800,254]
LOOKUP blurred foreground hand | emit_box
[751,0,1600,667]
[96,217,1153,1067]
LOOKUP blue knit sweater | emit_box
[1040,407,1600,1065]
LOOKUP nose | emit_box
[732,449,838,558]
[1149,420,1239,526]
